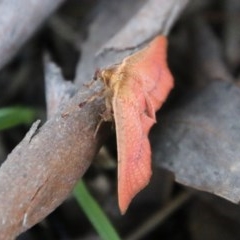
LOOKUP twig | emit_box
[125,191,192,240]
[189,17,232,85]
[0,0,65,70]
[0,60,107,239]
[223,0,240,72]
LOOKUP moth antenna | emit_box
[83,68,101,88]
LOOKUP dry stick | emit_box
[44,58,78,119]
[125,191,192,240]
[48,15,83,47]
[223,0,240,72]
[0,0,65,70]
[0,62,107,239]
[189,17,233,85]
[0,60,31,104]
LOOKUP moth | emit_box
[95,36,174,214]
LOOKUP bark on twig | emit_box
[0,0,65,70]
[0,70,106,238]
[44,57,78,118]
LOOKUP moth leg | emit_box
[94,108,113,138]
[83,69,101,88]
[83,79,97,88]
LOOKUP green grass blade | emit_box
[74,180,121,240]
[0,107,36,130]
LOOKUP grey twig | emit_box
[0,0,65,70]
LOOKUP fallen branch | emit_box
[0,61,107,238]
[0,0,65,70]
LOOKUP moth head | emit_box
[95,65,119,88]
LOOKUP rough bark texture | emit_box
[0,0,65,69]
[0,82,106,239]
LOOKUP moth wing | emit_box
[127,36,174,111]
[111,36,174,214]
[113,94,155,214]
